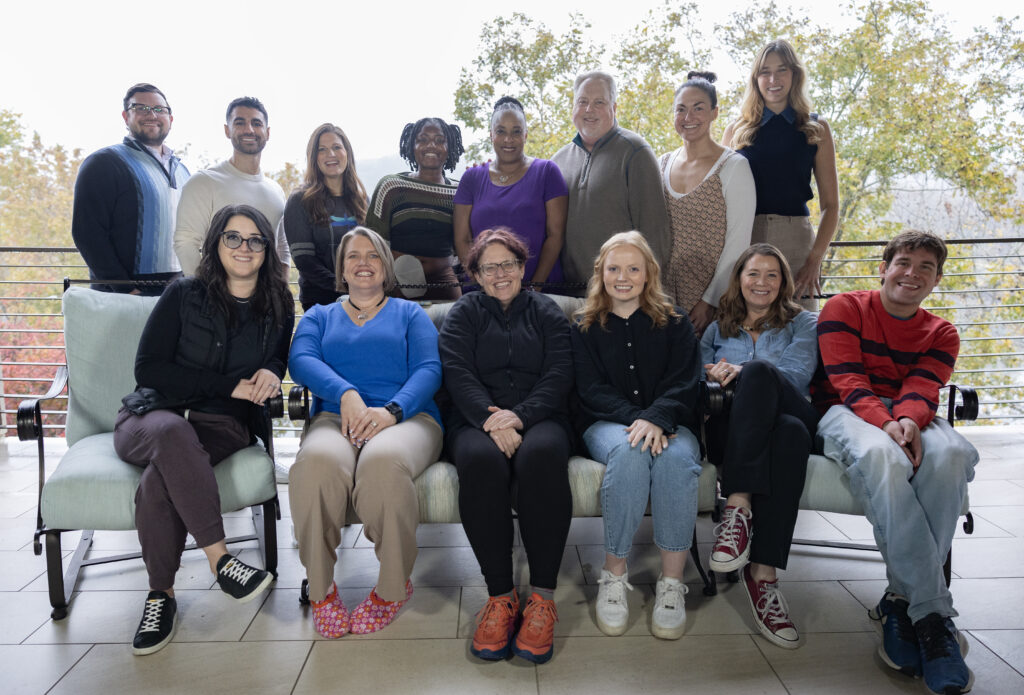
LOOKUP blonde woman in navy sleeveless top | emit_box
[724,39,838,311]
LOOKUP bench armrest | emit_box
[17,366,69,442]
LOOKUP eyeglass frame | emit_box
[219,231,268,253]
[476,259,523,277]
[127,103,172,116]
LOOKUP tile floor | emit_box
[0,426,1022,694]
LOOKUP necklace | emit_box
[349,295,386,321]
[496,159,527,184]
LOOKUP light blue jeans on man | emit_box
[583,421,702,557]
[817,405,979,622]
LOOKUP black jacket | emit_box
[134,278,294,423]
[439,290,573,434]
[571,308,701,437]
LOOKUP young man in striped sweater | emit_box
[813,230,978,695]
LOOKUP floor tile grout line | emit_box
[964,629,1024,680]
[44,641,95,695]
[289,640,315,695]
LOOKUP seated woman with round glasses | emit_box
[113,204,293,655]
[438,228,573,664]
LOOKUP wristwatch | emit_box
[384,401,404,423]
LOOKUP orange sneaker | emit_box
[471,590,520,660]
[513,592,558,664]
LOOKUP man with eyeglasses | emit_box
[174,96,289,277]
[72,83,189,294]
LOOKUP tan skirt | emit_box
[751,214,818,311]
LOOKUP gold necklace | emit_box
[496,158,526,184]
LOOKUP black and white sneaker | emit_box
[132,590,177,655]
[215,554,273,603]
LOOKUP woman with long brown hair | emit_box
[724,39,838,311]
[701,242,819,650]
[282,123,369,309]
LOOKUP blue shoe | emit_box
[915,613,974,694]
[868,593,920,676]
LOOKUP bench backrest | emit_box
[420,292,585,331]
[63,287,160,446]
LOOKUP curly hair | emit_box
[730,39,823,150]
[716,243,802,338]
[575,231,679,332]
[398,118,464,172]
[300,123,368,227]
[465,227,529,275]
[196,204,292,328]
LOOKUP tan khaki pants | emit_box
[289,411,442,602]
[751,214,818,311]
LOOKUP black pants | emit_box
[706,360,819,569]
[449,419,572,596]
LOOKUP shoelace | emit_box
[656,580,688,611]
[713,507,749,555]
[755,582,792,627]
[220,558,256,585]
[478,596,516,630]
[523,598,558,632]
[917,616,955,661]
[138,596,167,634]
[597,573,634,606]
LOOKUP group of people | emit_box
[69,37,977,695]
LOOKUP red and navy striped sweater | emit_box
[812,290,959,430]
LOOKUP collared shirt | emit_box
[760,105,798,126]
[137,140,175,173]
[700,310,819,397]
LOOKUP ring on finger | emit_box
[371,421,378,428]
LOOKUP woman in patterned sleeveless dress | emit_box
[661,71,755,335]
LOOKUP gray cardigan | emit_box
[552,125,670,287]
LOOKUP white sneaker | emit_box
[595,569,633,636]
[652,574,688,640]
[275,460,292,484]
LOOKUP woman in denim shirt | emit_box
[700,243,819,650]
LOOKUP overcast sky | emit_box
[1,0,1015,174]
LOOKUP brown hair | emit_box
[882,230,947,274]
[575,231,679,331]
[300,123,368,227]
[465,227,529,275]
[716,244,802,338]
[730,39,823,150]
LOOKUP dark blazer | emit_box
[438,290,573,434]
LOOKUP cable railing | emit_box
[2,237,1022,437]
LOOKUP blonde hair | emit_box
[575,231,679,331]
[334,226,397,293]
[716,244,802,338]
[730,39,823,151]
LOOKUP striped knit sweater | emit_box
[812,290,959,430]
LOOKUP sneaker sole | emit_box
[132,613,177,656]
[471,643,513,660]
[513,643,553,664]
[743,580,801,650]
[232,571,274,604]
[596,614,628,637]
[651,619,685,640]
[709,548,750,574]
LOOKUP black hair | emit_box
[197,204,292,327]
[225,96,269,124]
[123,83,168,112]
[675,70,718,109]
[491,96,526,129]
[398,118,464,172]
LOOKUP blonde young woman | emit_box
[572,231,702,640]
[724,39,839,311]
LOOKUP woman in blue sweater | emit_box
[288,227,443,639]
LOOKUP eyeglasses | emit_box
[220,232,268,253]
[477,259,521,277]
[127,103,172,116]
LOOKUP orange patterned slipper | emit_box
[349,580,413,634]
[311,582,349,639]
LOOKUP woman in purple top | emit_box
[454,97,568,287]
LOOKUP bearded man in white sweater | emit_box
[174,96,289,274]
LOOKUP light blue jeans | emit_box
[817,405,978,622]
[583,420,702,557]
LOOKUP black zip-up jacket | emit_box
[134,278,294,425]
[438,290,573,434]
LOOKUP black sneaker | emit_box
[915,613,974,695]
[215,554,273,603]
[132,590,177,656]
